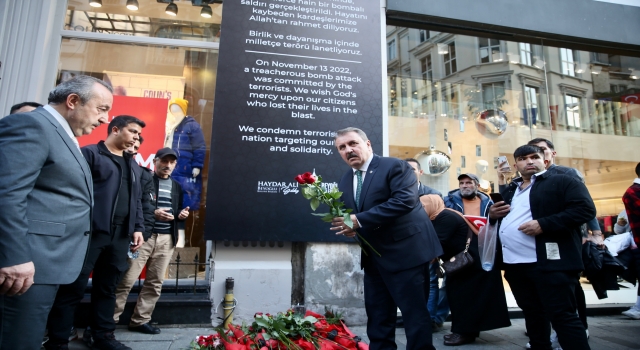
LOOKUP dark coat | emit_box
[149,174,185,245]
[434,210,511,334]
[418,182,442,198]
[81,141,144,236]
[138,166,156,240]
[339,155,443,272]
[498,171,596,271]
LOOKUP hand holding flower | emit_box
[331,216,359,238]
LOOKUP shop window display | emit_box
[58,37,218,271]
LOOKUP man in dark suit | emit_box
[404,157,442,198]
[489,144,596,350]
[0,75,112,350]
[331,127,442,350]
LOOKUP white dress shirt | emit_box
[44,105,80,150]
[499,170,546,264]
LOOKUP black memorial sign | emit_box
[205,0,382,241]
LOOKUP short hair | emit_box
[48,75,113,105]
[514,145,545,160]
[335,127,368,141]
[528,138,555,150]
[138,135,144,145]
[107,115,146,136]
[404,158,421,170]
[636,162,640,177]
[10,102,42,114]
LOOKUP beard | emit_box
[460,190,477,199]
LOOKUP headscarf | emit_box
[420,194,480,235]
[420,194,445,220]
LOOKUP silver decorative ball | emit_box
[416,148,451,176]
[474,109,508,136]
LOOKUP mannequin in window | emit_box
[475,159,492,194]
[165,98,206,247]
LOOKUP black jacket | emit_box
[81,141,144,236]
[418,182,442,198]
[138,166,156,240]
[498,171,596,271]
[149,174,185,245]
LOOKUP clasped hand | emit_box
[331,215,359,238]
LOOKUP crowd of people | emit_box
[0,76,190,350]
[331,127,640,350]
[1,76,639,350]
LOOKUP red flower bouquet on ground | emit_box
[294,171,380,257]
[190,309,368,350]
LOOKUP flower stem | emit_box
[355,232,381,257]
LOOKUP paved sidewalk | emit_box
[67,315,640,350]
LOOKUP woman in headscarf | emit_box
[421,194,511,346]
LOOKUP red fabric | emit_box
[623,183,640,246]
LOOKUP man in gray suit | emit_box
[0,75,113,350]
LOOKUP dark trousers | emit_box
[364,261,435,350]
[0,284,58,350]
[47,225,130,344]
[504,263,590,350]
[575,280,588,329]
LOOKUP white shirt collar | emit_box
[634,178,640,185]
[44,105,76,141]
[352,154,373,174]
[513,169,546,184]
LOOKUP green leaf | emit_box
[343,213,354,229]
[303,316,318,323]
[310,198,320,211]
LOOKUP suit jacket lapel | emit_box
[358,155,380,211]
[38,109,93,198]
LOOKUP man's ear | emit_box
[66,93,80,110]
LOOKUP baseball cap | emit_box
[457,173,479,183]
[155,147,177,159]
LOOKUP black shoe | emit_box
[91,332,132,350]
[83,326,94,347]
[128,323,161,334]
[443,333,475,346]
[42,341,69,350]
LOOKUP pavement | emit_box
[65,314,640,350]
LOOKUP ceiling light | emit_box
[89,0,102,7]
[437,43,448,55]
[575,63,588,74]
[166,1,178,16]
[630,69,639,79]
[201,4,212,18]
[126,0,139,10]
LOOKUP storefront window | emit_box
[386,26,640,233]
[64,0,221,42]
[58,37,218,275]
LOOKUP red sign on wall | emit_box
[78,96,169,170]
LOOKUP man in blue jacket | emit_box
[45,116,146,350]
[444,173,493,217]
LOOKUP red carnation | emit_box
[295,174,305,184]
